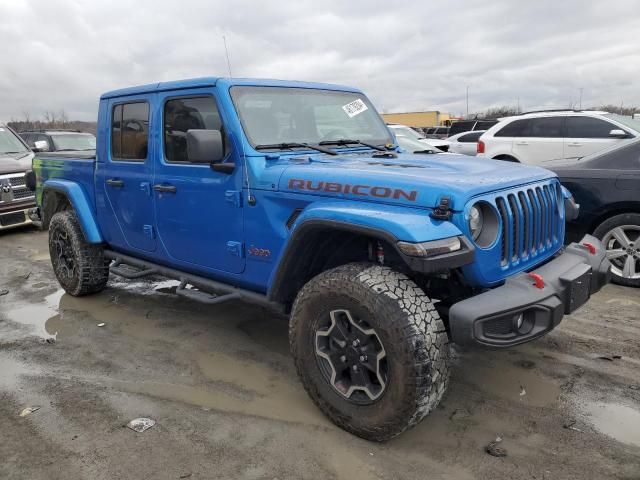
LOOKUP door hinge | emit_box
[430,196,452,221]
[143,225,155,238]
[226,241,244,257]
[225,190,243,208]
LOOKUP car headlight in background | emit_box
[469,205,484,240]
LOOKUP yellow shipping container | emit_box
[381,111,451,128]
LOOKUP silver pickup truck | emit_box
[0,124,36,231]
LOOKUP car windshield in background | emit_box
[230,86,392,149]
[51,134,96,151]
[0,127,29,154]
[603,113,640,133]
[392,126,424,141]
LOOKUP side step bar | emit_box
[104,250,284,312]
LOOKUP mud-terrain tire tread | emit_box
[289,262,450,441]
[593,213,640,287]
[48,210,109,296]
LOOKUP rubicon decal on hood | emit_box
[288,179,418,202]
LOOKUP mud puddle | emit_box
[457,353,561,407]
[583,402,640,448]
[3,290,64,340]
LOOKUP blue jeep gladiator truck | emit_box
[31,77,611,441]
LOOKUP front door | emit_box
[564,116,621,159]
[153,89,245,274]
[103,98,156,252]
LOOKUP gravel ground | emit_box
[1,227,639,480]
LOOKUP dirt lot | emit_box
[1,227,639,480]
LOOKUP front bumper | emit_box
[449,234,611,348]
[0,206,34,231]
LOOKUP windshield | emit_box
[0,126,29,154]
[230,86,392,150]
[391,125,424,141]
[395,134,441,153]
[51,133,96,151]
[603,113,640,133]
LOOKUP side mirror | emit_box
[33,140,49,152]
[186,129,224,164]
[609,129,628,138]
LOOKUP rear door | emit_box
[511,116,564,164]
[565,116,622,159]
[152,89,245,274]
[102,98,156,252]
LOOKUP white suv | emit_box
[477,110,640,164]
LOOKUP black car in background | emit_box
[546,139,640,287]
[448,119,497,136]
[19,129,96,153]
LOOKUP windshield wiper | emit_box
[1,151,27,154]
[318,139,386,152]
[255,142,337,156]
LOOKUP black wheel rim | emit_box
[315,309,388,404]
[52,228,76,282]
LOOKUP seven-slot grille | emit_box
[0,173,34,203]
[494,181,562,267]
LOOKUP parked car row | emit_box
[387,110,639,287]
[0,126,96,231]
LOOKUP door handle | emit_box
[515,142,529,146]
[567,142,583,147]
[106,178,124,188]
[153,184,177,193]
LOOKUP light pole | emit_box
[466,86,469,119]
[578,87,583,110]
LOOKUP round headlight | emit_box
[469,205,484,240]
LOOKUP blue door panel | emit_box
[153,87,245,274]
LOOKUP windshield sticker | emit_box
[342,99,368,118]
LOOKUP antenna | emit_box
[222,35,233,78]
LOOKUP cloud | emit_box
[1,0,638,122]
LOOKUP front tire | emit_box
[593,213,640,287]
[49,210,109,296]
[289,263,450,441]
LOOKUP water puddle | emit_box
[583,402,640,448]
[3,290,64,340]
[459,359,561,407]
[107,354,327,427]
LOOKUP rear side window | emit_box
[566,116,619,139]
[528,117,564,138]
[494,119,529,137]
[458,131,483,142]
[164,96,223,163]
[111,102,149,161]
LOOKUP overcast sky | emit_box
[1,0,639,122]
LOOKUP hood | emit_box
[278,152,556,210]
[0,152,34,175]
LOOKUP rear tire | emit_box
[593,213,640,287]
[49,210,109,296]
[289,263,450,441]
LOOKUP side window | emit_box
[494,119,529,137]
[528,117,564,138]
[566,116,620,139]
[164,96,222,163]
[458,132,483,143]
[111,102,149,161]
[22,134,34,147]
